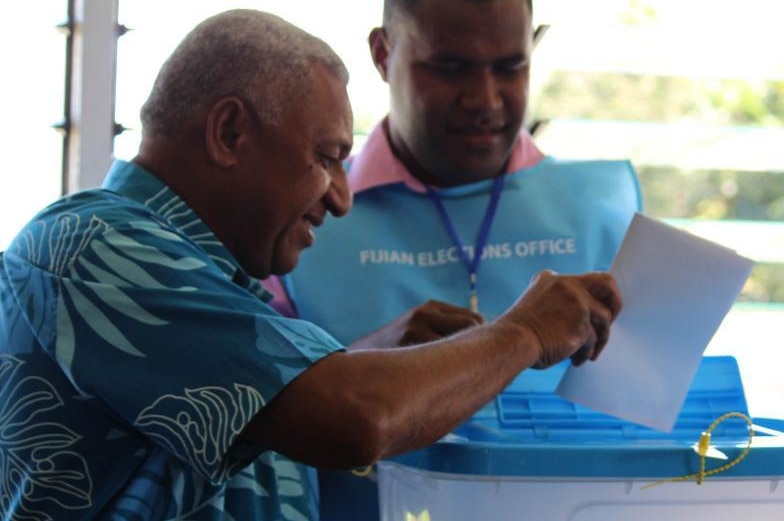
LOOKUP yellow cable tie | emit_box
[697,431,711,457]
[642,411,753,490]
[351,465,374,478]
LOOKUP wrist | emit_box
[490,317,543,368]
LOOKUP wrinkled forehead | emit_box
[297,64,354,145]
[279,60,350,115]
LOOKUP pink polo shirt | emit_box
[263,119,545,318]
[348,119,545,193]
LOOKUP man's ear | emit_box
[368,27,391,82]
[205,97,253,168]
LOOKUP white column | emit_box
[66,0,119,192]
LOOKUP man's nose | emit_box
[460,69,503,112]
[325,168,352,218]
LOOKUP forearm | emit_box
[244,319,540,468]
[355,320,539,455]
[243,271,621,469]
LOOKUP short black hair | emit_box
[383,0,533,27]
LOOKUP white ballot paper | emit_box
[556,212,754,432]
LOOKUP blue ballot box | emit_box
[378,356,784,520]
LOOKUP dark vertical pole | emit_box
[58,0,75,196]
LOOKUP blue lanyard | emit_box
[426,174,505,313]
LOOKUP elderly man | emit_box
[0,8,621,521]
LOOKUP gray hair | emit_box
[140,9,348,136]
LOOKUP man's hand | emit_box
[349,300,484,350]
[498,270,622,368]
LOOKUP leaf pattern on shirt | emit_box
[12,215,209,370]
[0,355,93,520]
[134,384,264,483]
[266,320,343,357]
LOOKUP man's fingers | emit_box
[421,301,483,336]
[579,272,621,363]
[591,303,612,342]
[583,272,623,319]
[400,300,484,344]
[431,313,483,336]
[570,333,596,367]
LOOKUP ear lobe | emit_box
[368,27,391,82]
[205,97,252,168]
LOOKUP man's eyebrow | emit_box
[429,51,529,65]
[427,51,473,63]
[496,52,529,63]
[320,139,352,158]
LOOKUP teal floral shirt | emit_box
[0,160,344,520]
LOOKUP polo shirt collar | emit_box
[347,118,545,195]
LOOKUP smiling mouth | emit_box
[304,213,323,228]
[453,129,506,149]
[452,125,505,135]
[450,123,509,142]
[301,215,323,245]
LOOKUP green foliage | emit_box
[637,167,784,221]
[637,167,784,302]
[619,0,659,26]
[534,73,784,127]
[533,69,784,303]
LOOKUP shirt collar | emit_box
[347,117,545,194]
[102,160,271,301]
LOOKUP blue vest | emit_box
[285,157,642,345]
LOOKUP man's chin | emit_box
[446,162,508,185]
[439,150,511,183]
[269,254,300,277]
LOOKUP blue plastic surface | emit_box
[389,356,784,477]
[488,355,749,442]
